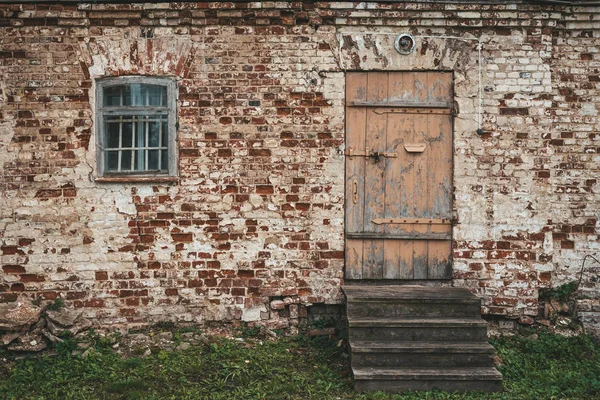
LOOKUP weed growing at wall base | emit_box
[1,330,599,399]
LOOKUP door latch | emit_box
[344,147,397,159]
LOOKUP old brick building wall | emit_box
[0,1,599,333]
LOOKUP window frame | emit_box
[95,76,178,180]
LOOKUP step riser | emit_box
[352,353,495,368]
[347,302,481,319]
[355,379,503,393]
[349,327,488,342]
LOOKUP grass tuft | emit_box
[0,330,599,399]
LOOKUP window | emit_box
[96,76,177,180]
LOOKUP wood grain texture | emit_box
[345,73,368,279]
[345,72,453,280]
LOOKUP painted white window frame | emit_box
[96,76,177,178]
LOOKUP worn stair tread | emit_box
[343,285,480,303]
[350,341,495,353]
[348,317,487,328]
[353,367,503,381]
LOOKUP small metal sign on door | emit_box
[345,71,453,280]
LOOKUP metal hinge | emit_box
[372,218,451,225]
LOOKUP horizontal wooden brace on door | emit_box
[345,147,397,158]
[372,218,451,225]
[372,108,453,115]
[345,232,451,240]
[349,101,453,109]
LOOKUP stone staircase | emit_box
[344,285,503,393]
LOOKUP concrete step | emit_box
[350,341,496,368]
[344,285,481,319]
[348,318,488,342]
[353,367,503,393]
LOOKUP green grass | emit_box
[1,330,599,400]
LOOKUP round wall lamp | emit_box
[395,33,416,55]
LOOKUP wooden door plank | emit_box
[345,239,364,279]
[411,110,429,279]
[346,72,368,103]
[384,239,413,279]
[385,73,408,238]
[384,114,412,237]
[345,73,368,279]
[388,71,406,103]
[427,71,453,104]
[363,239,384,279]
[388,72,419,279]
[425,102,453,278]
[426,113,453,222]
[367,71,389,103]
[345,107,367,234]
[363,108,387,234]
[412,72,429,103]
[363,72,388,234]
[427,240,452,279]
[362,73,388,279]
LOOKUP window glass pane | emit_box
[104,86,128,106]
[122,122,133,148]
[145,85,167,106]
[136,117,146,148]
[106,151,119,171]
[161,150,168,171]
[110,84,166,107]
[135,149,145,171]
[130,84,143,106]
[162,121,168,146]
[149,121,160,147]
[106,123,120,148]
[148,150,159,170]
[121,150,132,171]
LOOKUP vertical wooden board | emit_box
[427,71,453,105]
[345,239,364,279]
[412,72,429,103]
[346,72,368,103]
[363,239,384,279]
[387,72,406,103]
[367,71,389,103]
[426,113,453,222]
[386,74,411,236]
[427,240,452,279]
[385,112,411,236]
[384,239,413,279]
[363,109,387,233]
[426,73,453,279]
[412,111,429,279]
[363,73,388,234]
[411,113,429,220]
[413,240,429,279]
[345,107,367,233]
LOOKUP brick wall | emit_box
[0,1,599,332]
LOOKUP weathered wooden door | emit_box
[345,72,453,280]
